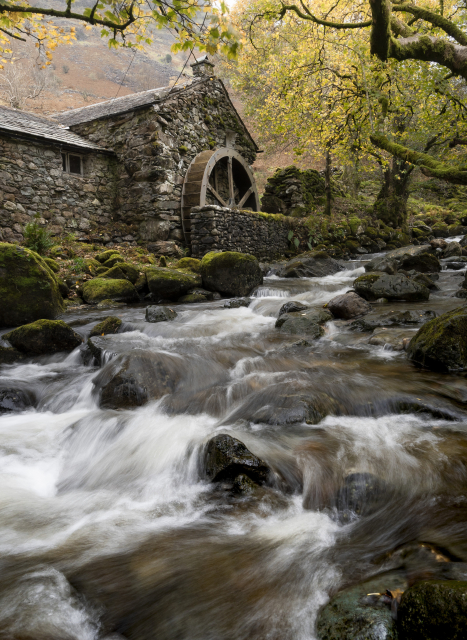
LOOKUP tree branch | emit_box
[449,137,467,148]
[370,133,467,184]
[369,0,391,60]
[393,3,467,46]
[278,2,371,29]
[389,35,467,80]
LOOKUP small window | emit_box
[61,152,83,175]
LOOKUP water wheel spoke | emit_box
[207,183,228,208]
[238,186,254,209]
[228,157,235,206]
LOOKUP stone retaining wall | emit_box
[190,205,292,259]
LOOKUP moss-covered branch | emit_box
[389,35,467,80]
[370,133,467,184]
[278,2,371,28]
[393,4,467,46]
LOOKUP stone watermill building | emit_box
[0,57,273,257]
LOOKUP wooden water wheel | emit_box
[181,148,260,246]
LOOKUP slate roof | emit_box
[0,105,110,153]
[53,83,188,127]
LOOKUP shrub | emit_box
[23,213,54,255]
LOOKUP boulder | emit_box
[92,350,183,409]
[81,278,139,304]
[316,572,404,640]
[96,250,121,263]
[276,308,332,336]
[398,580,467,640]
[443,241,463,259]
[56,277,69,298]
[187,288,215,300]
[89,316,122,338]
[350,310,437,332]
[0,381,36,413]
[354,273,430,302]
[203,434,270,484]
[411,273,439,290]
[4,319,83,354]
[336,472,389,520]
[178,293,207,303]
[146,267,201,300]
[103,262,139,284]
[102,255,125,269]
[43,257,60,273]
[431,238,448,251]
[224,298,251,309]
[200,251,263,297]
[0,243,64,327]
[406,306,467,372]
[0,347,26,365]
[279,251,343,278]
[148,240,182,256]
[326,292,372,319]
[174,257,201,273]
[145,306,177,323]
[365,245,440,274]
[278,301,308,316]
[102,265,127,280]
[369,328,415,351]
[461,235,467,248]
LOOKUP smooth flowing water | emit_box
[1,248,467,639]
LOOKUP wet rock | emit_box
[279,251,343,278]
[326,292,372,319]
[0,346,26,365]
[244,390,344,425]
[336,472,389,521]
[411,273,439,290]
[145,305,177,323]
[0,242,64,327]
[278,300,309,316]
[233,474,258,495]
[96,299,126,309]
[82,278,139,305]
[354,273,430,302]
[204,434,270,484]
[276,308,332,336]
[369,328,416,351]
[224,298,251,308]
[398,580,467,640]
[0,381,36,413]
[443,241,463,259]
[431,238,448,251]
[407,306,467,372]
[200,251,263,297]
[317,572,404,640]
[4,319,83,355]
[365,245,440,274]
[446,261,467,271]
[365,257,398,275]
[374,297,389,304]
[92,350,183,409]
[350,310,437,332]
[178,293,207,303]
[146,267,201,300]
[455,289,467,299]
[187,287,215,300]
[89,316,122,338]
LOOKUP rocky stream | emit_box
[1,240,467,639]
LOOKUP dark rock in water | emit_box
[4,319,83,355]
[278,300,308,316]
[187,287,215,300]
[443,241,463,259]
[145,305,177,323]
[455,289,467,298]
[92,349,183,409]
[233,474,258,495]
[326,292,372,319]
[407,306,467,372]
[317,572,404,640]
[354,273,430,302]
[204,434,270,484]
[200,251,263,297]
[365,257,398,275]
[89,316,122,337]
[411,273,439,290]
[398,580,467,640]
[0,347,26,365]
[350,310,437,332]
[224,298,251,309]
[244,391,344,426]
[279,251,343,278]
[365,245,440,274]
[369,328,415,351]
[276,308,332,336]
[431,238,448,251]
[446,262,467,271]
[336,472,389,521]
[0,381,36,413]
[178,293,207,303]
[146,267,201,300]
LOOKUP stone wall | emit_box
[0,136,117,243]
[190,205,292,259]
[70,78,257,250]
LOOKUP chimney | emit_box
[191,54,215,78]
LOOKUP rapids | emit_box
[0,246,467,639]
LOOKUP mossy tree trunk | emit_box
[324,150,332,216]
[373,156,413,227]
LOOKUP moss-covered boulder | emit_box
[432,222,450,238]
[354,273,430,302]
[174,257,202,273]
[96,266,109,276]
[178,293,208,303]
[0,347,26,365]
[317,572,404,640]
[101,265,127,280]
[82,258,102,276]
[96,250,121,264]
[145,306,177,323]
[146,267,201,300]
[406,306,467,371]
[4,319,83,354]
[365,245,440,274]
[89,316,122,338]
[105,262,139,284]
[279,251,343,278]
[102,255,125,269]
[43,257,60,273]
[398,580,467,640]
[81,278,139,305]
[0,243,64,327]
[200,251,263,297]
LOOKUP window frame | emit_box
[61,152,84,176]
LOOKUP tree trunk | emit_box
[373,156,412,227]
[324,150,332,216]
